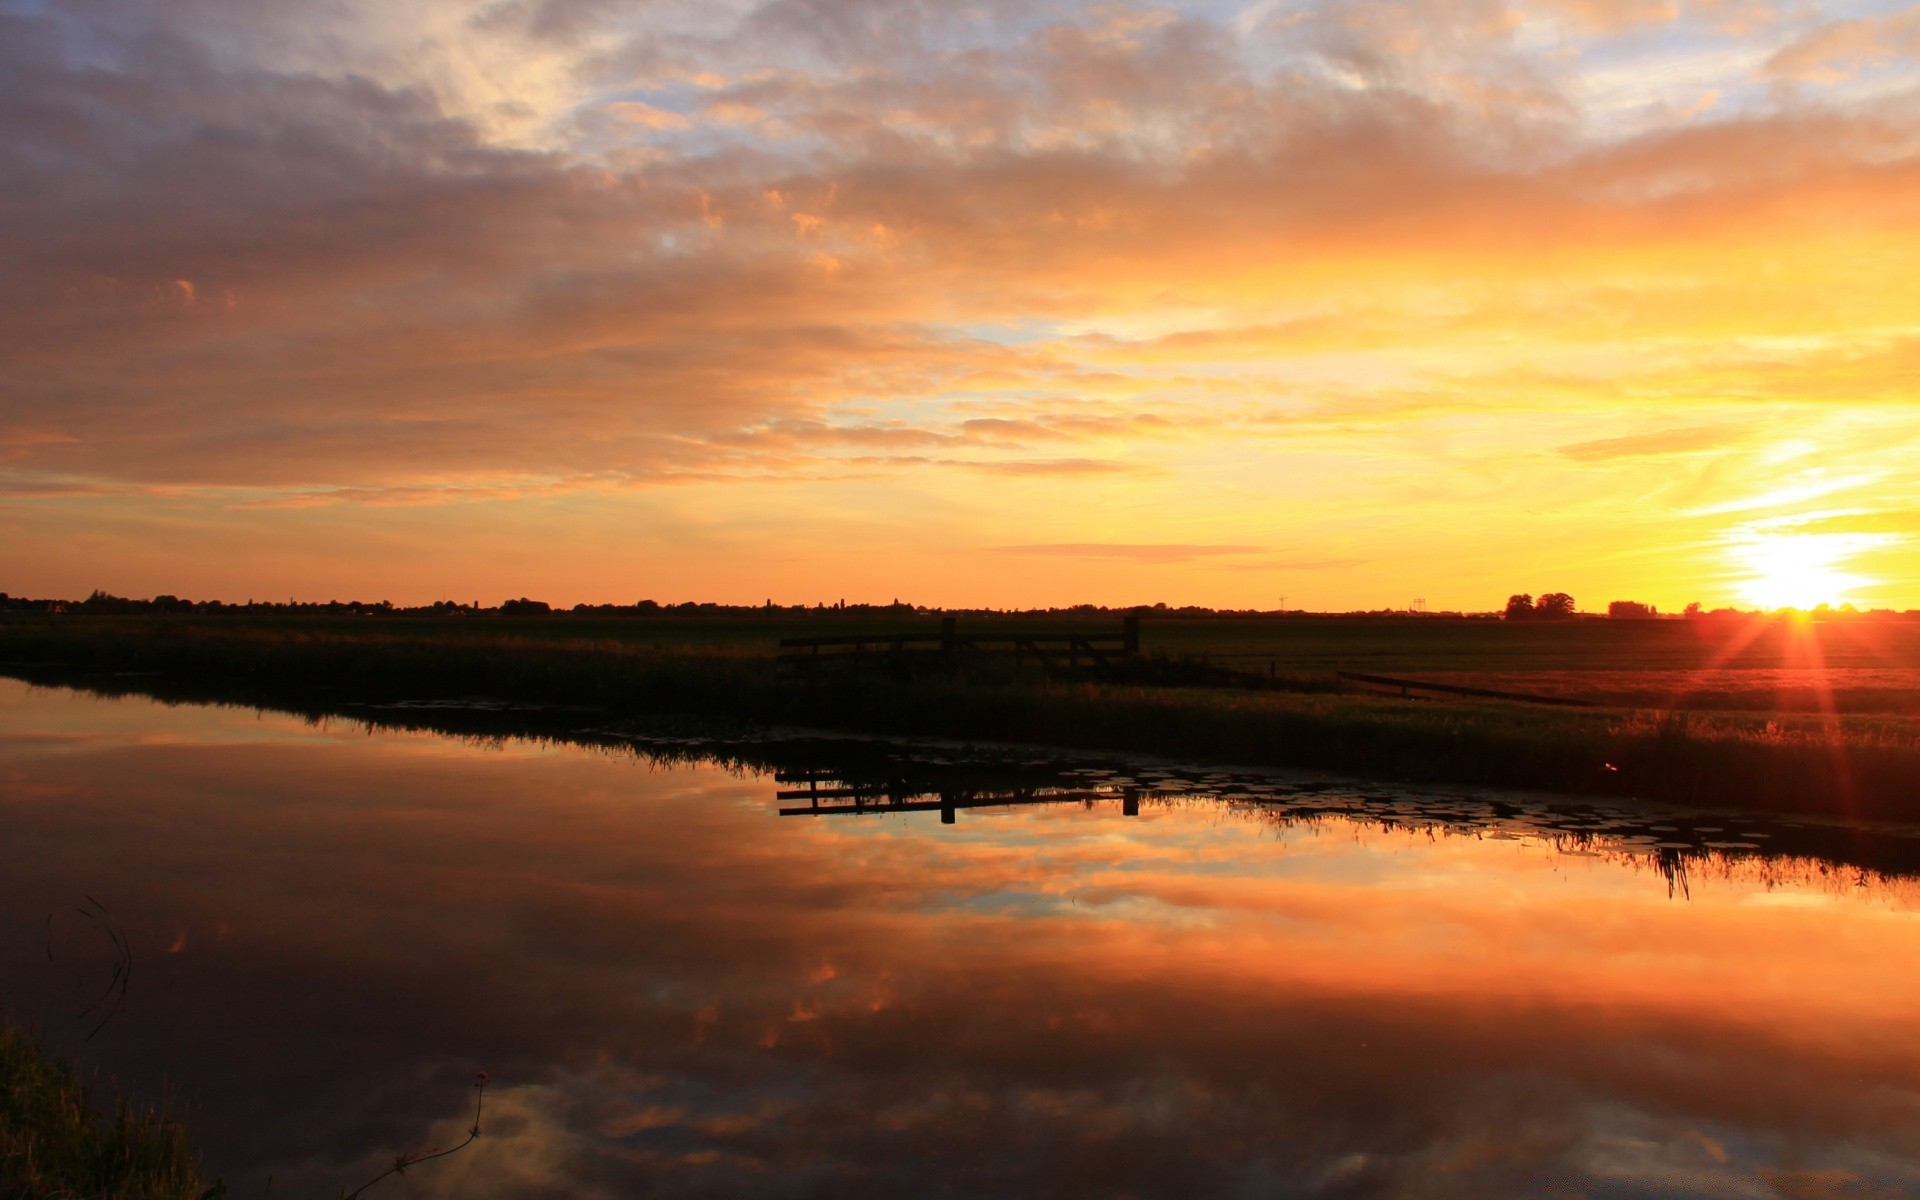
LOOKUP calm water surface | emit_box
[4,678,1920,1198]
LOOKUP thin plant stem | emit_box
[340,1074,486,1200]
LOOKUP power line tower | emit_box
[1410,598,1427,614]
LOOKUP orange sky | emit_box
[2,0,1917,609]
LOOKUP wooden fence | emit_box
[1335,670,1597,707]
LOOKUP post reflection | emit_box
[2,680,1919,1198]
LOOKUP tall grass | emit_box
[3,616,1917,818]
[0,1022,209,1200]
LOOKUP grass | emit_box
[0,1023,208,1200]
[0,1017,481,1200]
[3,613,1918,819]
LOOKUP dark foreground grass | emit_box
[3,616,1917,819]
[0,1023,207,1200]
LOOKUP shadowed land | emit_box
[2,611,1918,819]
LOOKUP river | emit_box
[3,678,1918,1198]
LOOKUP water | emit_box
[4,678,1920,1198]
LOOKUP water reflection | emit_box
[3,680,1920,1198]
[754,744,1920,902]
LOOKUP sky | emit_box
[1,0,1917,611]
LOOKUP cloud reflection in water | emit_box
[1,681,1918,1198]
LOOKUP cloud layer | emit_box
[2,0,1917,606]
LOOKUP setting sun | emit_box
[1731,533,1880,612]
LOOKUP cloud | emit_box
[1221,557,1368,571]
[959,457,1137,476]
[603,100,690,130]
[1557,426,1743,461]
[1530,0,1680,33]
[2,0,1919,604]
[991,543,1264,562]
[1763,8,1920,82]
[1749,509,1920,538]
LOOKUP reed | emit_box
[0,1022,209,1200]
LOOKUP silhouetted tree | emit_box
[1504,594,1535,621]
[1536,592,1576,619]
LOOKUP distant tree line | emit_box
[1501,594,1912,621]
[6,589,1919,621]
[1503,592,1577,620]
[0,592,1479,618]
[0,591,930,618]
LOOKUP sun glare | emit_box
[1731,532,1879,611]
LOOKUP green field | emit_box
[3,611,1918,819]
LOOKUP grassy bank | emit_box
[1,1023,207,1200]
[2,615,1917,819]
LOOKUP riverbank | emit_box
[0,1022,207,1200]
[2,616,1916,819]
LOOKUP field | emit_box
[3,610,1919,819]
[1142,616,1920,714]
[15,607,1919,671]
[28,608,1919,713]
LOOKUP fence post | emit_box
[940,616,958,661]
[1122,615,1140,656]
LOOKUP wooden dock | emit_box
[778,782,1143,823]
